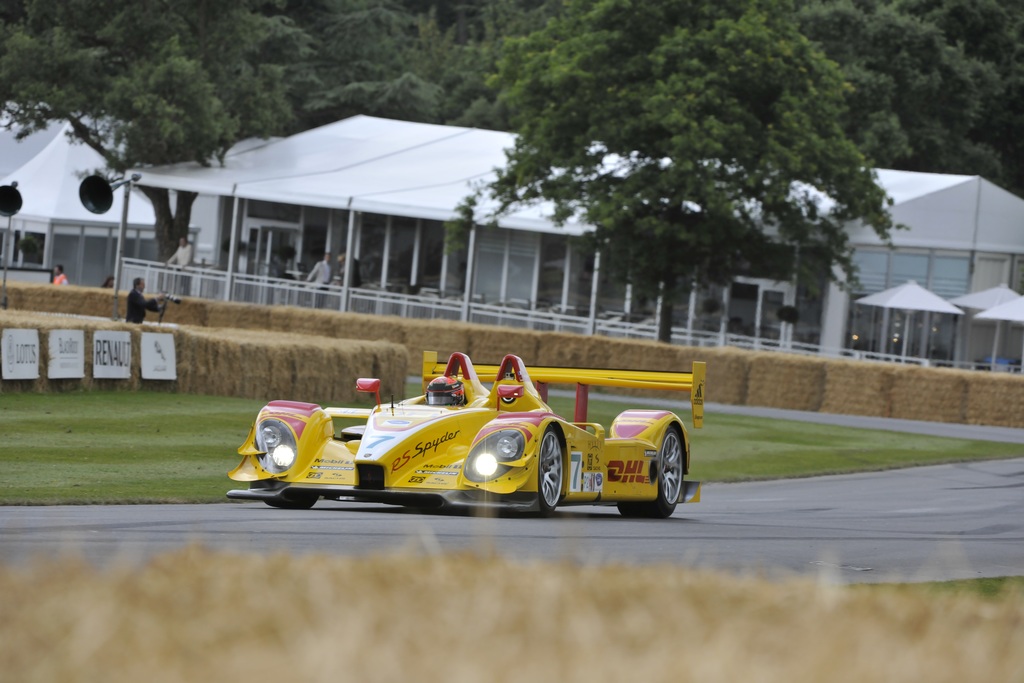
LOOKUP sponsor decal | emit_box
[409,476,426,484]
[141,332,176,380]
[415,467,458,476]
[582,472,603,493]
[93,331,131,379]
[413,430,460,459]
[306,472,323,479]
[570,451,583,492]
[607,459,650,485]
[2,329,40,380]
[391,450,413,472]
[693,383,703,406]
[48,330,85,379]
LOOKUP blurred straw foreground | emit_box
[1,546,1021,683]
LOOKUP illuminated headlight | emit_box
[473,453,499,477]
[464,430,524,482]
[255,418,298,473]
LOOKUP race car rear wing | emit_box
[422,350,706,428]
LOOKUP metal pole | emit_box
[225,195,240,301]
[1,214,11,310]
[111,180,134,320]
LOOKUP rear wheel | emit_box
[617,426,684,519]
[536,427,564,516]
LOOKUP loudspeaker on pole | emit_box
[0,182,22,217]
[79,175,114,214]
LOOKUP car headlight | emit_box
[255,418,298,473]
[464,430,524,482]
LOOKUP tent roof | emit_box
[128,116,1024,243]
[131,115,588,235]
[0,124,155,225]
[850,170,1024,253]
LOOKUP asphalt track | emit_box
[1,458,1021,585]
[2,402,1023,584]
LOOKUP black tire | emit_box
[264,494,318,510]
[617,425,685,519]
[536,427,564,516]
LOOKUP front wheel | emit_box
[618,426,684,519]
[536,427,564,517]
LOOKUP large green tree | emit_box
[0,0,298,258]
[485,0,894,342]
[795,0,1004,188]
[284,0,443,131]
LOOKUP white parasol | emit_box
[856,280,964,360]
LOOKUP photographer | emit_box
[126,277,165,324]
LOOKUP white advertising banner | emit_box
[141,332,176,380]
[48,329,86,379]
[1,328,40,380]
[93,330,132,379]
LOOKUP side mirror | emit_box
[497,384,524,400]
[356,377,381,406]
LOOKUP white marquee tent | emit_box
[131,115,587,236]
[0,123,155,227]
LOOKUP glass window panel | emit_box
[851,250,888,294]
[930,256,969,298]
[416,221,446,292]
[358,214,386,287]
[50,232,81,282]
[387,217,417,291]
[504,231,537,304]
[891,252,928,286]
[82,234,112,287]
[537,234,566,310]
[247,200,301,222]
[474,230,506,303]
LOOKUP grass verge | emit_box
[1,389,1021,504]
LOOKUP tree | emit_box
[484,0,894,342]
[284,0,443,131]
[795,0,1004,188]
[0,0,299,258]
[405,0,562,130]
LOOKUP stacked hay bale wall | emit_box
[7,282,1024,428]
[0,308,407,403]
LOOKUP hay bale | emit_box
[745,353,827,411]
[401,319,475,375]
[819,359,895,418]
[887,365,969,424]
[964,372,1024,427]
[465,325,541,366]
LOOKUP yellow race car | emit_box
[228,351,706,517]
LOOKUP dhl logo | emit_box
[607,459,649,484]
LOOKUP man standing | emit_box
[52,264,69,285]
[126,277,164,324]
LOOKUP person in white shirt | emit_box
[307,252,332,286]
[167,237,193,267]
[307,252,333,307]
[166,236,193,297]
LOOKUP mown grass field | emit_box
[1,388,1021,504]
